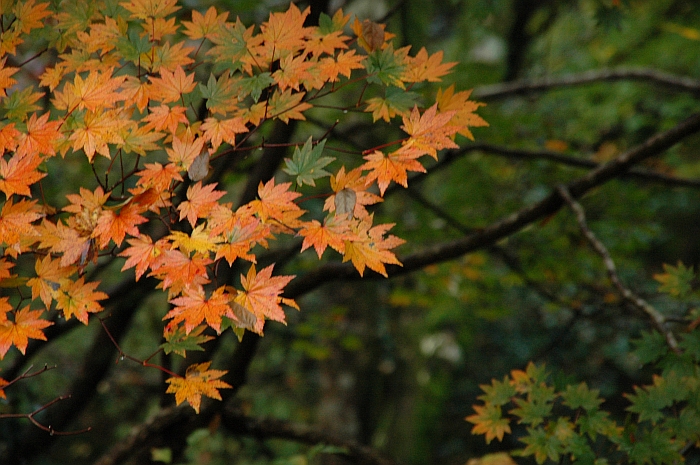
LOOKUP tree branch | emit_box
[285,113,700,297]
[220,408,400,465]
[473,68,700,101]
[556,185,680,352]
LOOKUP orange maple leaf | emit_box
[465,404,512,444]
[178,181,226,227]
[93,201,149,247]
[165,362,231,413]
[0,152,45,197]
[436,85,489,141]
[165,134,204,171]
[0,198,42,257]
[299,214,357,258]
[166,285,234,334]
[27,254,76,308]
[149,249,212,296]
[15,112,61,159]
[0,123,19,155]
[361,149,426,195]
[149,66,197,103]
[342,216,405,277]
[244,179,303,229]
[119,235,169,280]
[182,6,229,40]
[37,219,90,267]
[402,48,456,83]
[324,166,382,219]
[210,208,271,265]
[54,68,126,113]
[201,116,248,152]
[398,103,459,159]
[54,277,108,324]
[121,0,180,20]
[258,3,310,60]
[317,50,365,82]
[0,58,18,97]
[0,306,53,358]
[234,264,297,334]
[144,104,189,134]
[14,0,51,34]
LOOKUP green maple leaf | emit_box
[365,44,406,88]
[237,72,275,103]
[161,326,214,358]
[283,136,334,187]
[562,382,603,411]
[653,261,694,299]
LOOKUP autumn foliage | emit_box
[0,0,486,411]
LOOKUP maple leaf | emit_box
[0,306,53,359]
[258,3,310,61]
[165,362,231,414]
[402,48,456,83]
[436,85,489,140]
[283,137,334,187]
[15,112,61,159]
[149,249,212,297]
[272,54,315,92]
[324,166,382,219]
[245,179,303,228]
[235,264,297,334]
[266,89,312,123]
[149,66,196,103]
[121,0,180,20]
[54,68,126,113]
[466,403,512,444]
[54,277,108,324]
[119,235,169,280]
[0,198,42,257]
[364,86,419,123]
[182,6,229,40]
[68,109,126,161]
[178,181,225,227]
[201,116,248,152]
[398,103,459,159]
[0,152,45,197]
[93,201,149,247]
[161,325,214,357]
[211,209,271,265]
[37,219,90,267]
[168,224,221,256]
[317,50,364,82]
[0,58,18,97]
[13,0,51,34]
[342,216,404,277]
[361,149,426,195]
[27,254,76,308]
[299,213,357,258]
[0,123,19,155]
[143,104,189,135]
[166,285,234,334]
[165,134,204,170]
[134,162,182,194]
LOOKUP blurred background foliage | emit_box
[2,0,700,464]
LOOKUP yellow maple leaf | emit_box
[165,362,231,413]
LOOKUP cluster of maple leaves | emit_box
[0,0,486,412]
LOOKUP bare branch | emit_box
[556,185,680,352]
[221,408,400,465]
[0,395,91,436]
[473,68,700,101]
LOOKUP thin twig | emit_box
[473,68,700,101]
[0,395,92,436]
[556,185,680,353]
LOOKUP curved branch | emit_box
[473,68,700,101]
[453,142,700,189]
[220,408,400,465]
[285,113,700,297]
